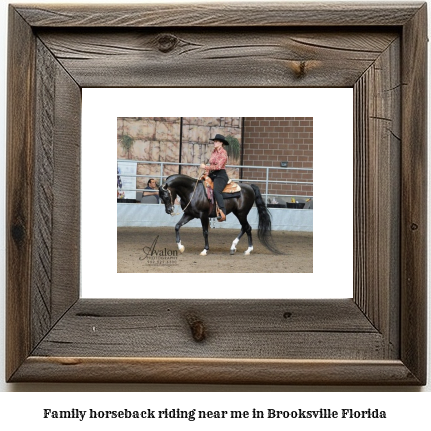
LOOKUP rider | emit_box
[200,134,229,222]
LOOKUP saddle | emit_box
[201,176,241,220]
[201,176,241,194]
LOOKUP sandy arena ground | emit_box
[117,227,312,273]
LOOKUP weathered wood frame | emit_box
[6,2,427,385]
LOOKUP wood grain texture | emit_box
[6,2,427,385]
[36,29,398,87]
[15,2,423,27]
[353,38,401,358]
[50,52,81,325]
[12,358,420,385]
[32,299,383,359]
[31,39,81,350]
[6,7,36,381]
[400,3,428,384]
[32,40,56,347]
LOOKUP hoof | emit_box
[244,247,253,256]
[177,243,185,253]
[200,249,208,256]
[230,249,236,255]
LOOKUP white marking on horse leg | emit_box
[230,238,239,254]
[177,241,185,253]
[200,249,208,256]
[244,246,254,255]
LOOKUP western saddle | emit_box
[201,175,241,194]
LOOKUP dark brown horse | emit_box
[159,174,281,255]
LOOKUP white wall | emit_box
[117,204,313,232]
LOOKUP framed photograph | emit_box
[6,2,427,384]
[87,89,349,293]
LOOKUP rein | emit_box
[164,174,202,216]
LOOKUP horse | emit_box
[158,174,281,256]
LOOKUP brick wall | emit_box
[242,117,313,200]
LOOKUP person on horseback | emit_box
[200,134,229,222]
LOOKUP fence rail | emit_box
[117,160,313,202]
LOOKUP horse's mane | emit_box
[165,174,198,187]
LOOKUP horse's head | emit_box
[159,183,176,215]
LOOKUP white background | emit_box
[82,87,352,299]
[0,0,430,423]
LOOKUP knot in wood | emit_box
[293,61,307,79]
[157,34,179,53]
[186,314,206,342]
[11,222,26,245]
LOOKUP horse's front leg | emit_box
[175,213,194,253]
[200,216,210,256]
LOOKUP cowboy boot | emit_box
[217,208,226,222]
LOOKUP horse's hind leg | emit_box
[230,227,245,255]
[230,218,253,255]
[243,223,254,255]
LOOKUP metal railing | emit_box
[117,160,313,202]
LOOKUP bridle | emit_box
[162,175,201,216]
[162,185,181,216]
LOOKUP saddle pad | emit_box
[222,191,241,199]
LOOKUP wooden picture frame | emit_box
[6,2,427,385]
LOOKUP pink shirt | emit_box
[205,146,228,172]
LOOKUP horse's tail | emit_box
[250,184,283,255]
